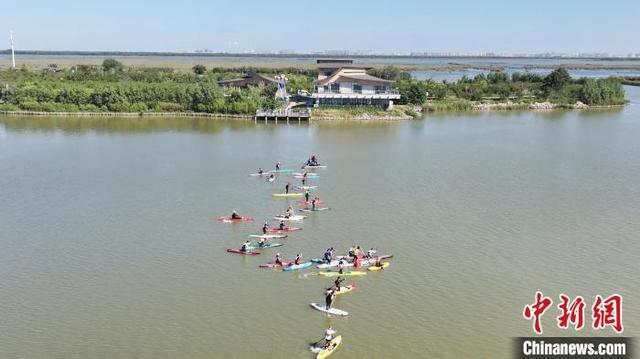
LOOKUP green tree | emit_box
[192,64,207,75]
[102,58,123,72]
[543,68,571,93]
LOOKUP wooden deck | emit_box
[254,109,311,122]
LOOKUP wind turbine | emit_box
[9,30,16,69]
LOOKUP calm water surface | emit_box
[1,88,639,358]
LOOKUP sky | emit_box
[1,0,639,54]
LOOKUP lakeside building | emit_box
[309,59,400,108]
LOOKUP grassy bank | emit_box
[0,60,627,119]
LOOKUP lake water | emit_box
[1,87,639,358]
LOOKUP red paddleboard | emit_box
[217,216,255,223]
[265,227,302,233]
[295,199,327,206]
[227,249,260,255]
[259,261,293,268]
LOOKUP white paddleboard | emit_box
[249,234,287,239]
[310,303,348,316]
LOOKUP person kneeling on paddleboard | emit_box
[258,238,267,248]
[231,210,241,220]
[294,253,302,265]
[240,240,251,252]
[285,206,294,219]
[279,220,286,230]
[258,168,264,175]
[275,253,283,266]
[311,198,317,211]
[367,248,377,259]
[323,327,336,349]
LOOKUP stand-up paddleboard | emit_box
[226,249,260,255]
[303,165,327,169]
[295,185,318,190]
[273,215,307,221]
[329,284,355,295]
[292,172,320,177]
[271,169,294,173]
[249,172,271,177]
[316,261,354,269]
[354,255,394,267]
[265,227,302,233]
[244,243,284,251]
[315,335,342,359]
[249,234,287,239]
[293,175,318,180]
[259,261,293,268]
[217,216,255,223]
[282,261,313,271]
[268,177,276,182]
[295,199,327,206]
[368,262,390,271]
[318,271,367,277]
[272,193,304,198]
[300,207,330,212]
[310,303,348,316]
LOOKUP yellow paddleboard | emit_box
[368,262,390,271]
[317,335,342,359]
[272,193,304,198]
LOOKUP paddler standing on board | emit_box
[323,247,333,263]
[285,182,291,194]
[304,190,310,202]
[337,258,348,274]
[325,287,336,309]
[311,197,318,211]
[262,222,270,234]
[333,276,344,291]
[275,161,281,171]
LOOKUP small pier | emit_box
[254,109,311,123]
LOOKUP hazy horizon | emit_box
[1,0,639,55]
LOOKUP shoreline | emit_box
[0,103,626,121]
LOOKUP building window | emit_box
[374,85,387,94]
[323,86,329,93]
[330,83,340,93]
[353,84,362,94]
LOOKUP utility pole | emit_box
[10,30,16,69]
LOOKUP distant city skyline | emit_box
[1,0,639,54]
